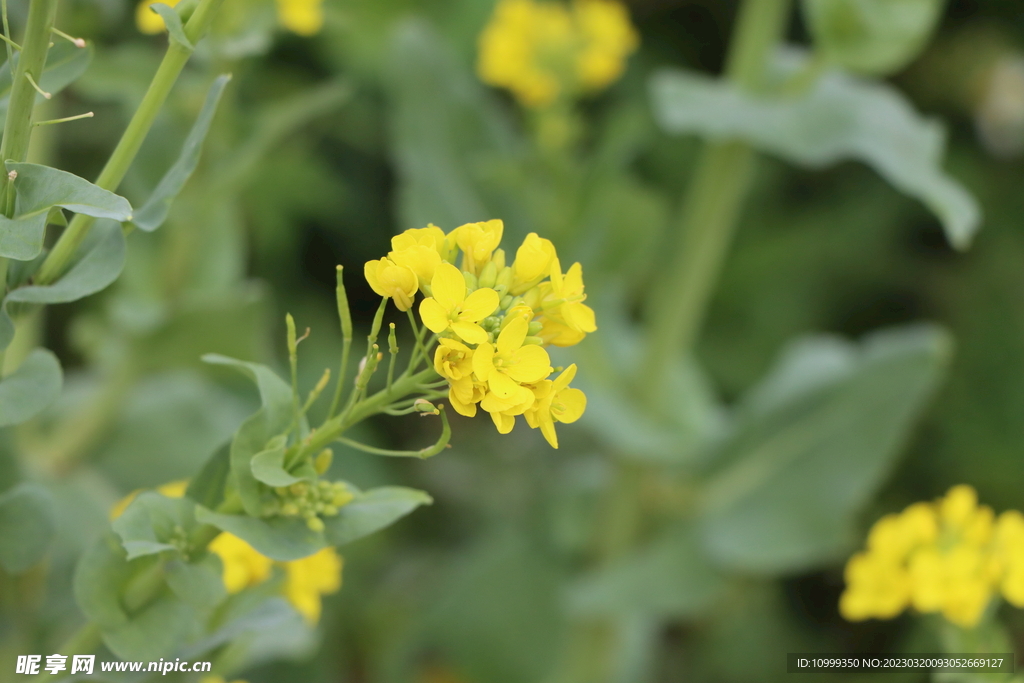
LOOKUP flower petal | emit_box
[430,262,466,309]
[488,370,519,399]
[489,409,515,434]
[553,364,577,392]
[506,345,552,383]
[497,316,528,354]
[419,298,450,334]
[539,416,559,449]
[461,288,500,322]
[449,387,478,418]
[553,388,586,423]
[472,342,496,382]
[563,302,597,333]
[450,320,489,345]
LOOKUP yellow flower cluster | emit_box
[365,220,592,448]
[477,0,639,108]
[136,0,324,37]
[112,482,342,624]
[840,485,1024,628]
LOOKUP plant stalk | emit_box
[34,0,225,285]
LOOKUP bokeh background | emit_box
[6,0,1024,681]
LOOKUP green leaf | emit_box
[148,3,194,51]
[697,324,951,574]
[567,523,725,619]
[0,219,126,350]
[0,213,47,261]
[111,491,197,560]
[185,442,231,511]
[202,355,294,516]
[102,593,198,661]
[73,533,132,628]
[8,162,132,220]
[133,74,230,232]
[165,553,226,612]
[194,506,325,562]
[802,0,944,76]
[650,56,981,249]
[322,486,433,547]
[0,483,56,572]
[0,349,62,427]
[251,438,316,487]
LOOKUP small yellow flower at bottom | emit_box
[283,547,343,623]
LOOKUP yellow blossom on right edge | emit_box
[477,0,639,108]
[839,485,1024,628]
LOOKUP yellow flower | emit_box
[283,547,343,623]
[110,480,189,519]
[419,263,500,344]
[365,257,419,312]
[136,0,181,34]
[452,220,503,275]
[434,338,485,417]
[511,232,557,294]
[275,0,324,36]
[839,485,1024,628]
[209,533,274,594]
[472,316,552,399]
[523,363,586,448]
[389,225,449,288]
[476,0,638,108]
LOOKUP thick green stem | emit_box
[34,0,224,285]
[0,0,58,216]
[640,0,792,391]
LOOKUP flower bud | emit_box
[524,335,544,345]
[500,295,514,310]
[528,321,544,336]
[492,248,507,270]
[495,266,514,291]
[306,516,325,533]
[463,270,479,292]
[414,399,439,414]
[478,260,498,289]
[314,448,334,475]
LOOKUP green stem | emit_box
[34,0,225,285]
[640,0,792,393]
[0,0,58,217]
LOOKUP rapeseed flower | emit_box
[477,0,639,108]
[365,220,592,447]
[840,485,1024,628]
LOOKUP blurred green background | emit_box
[5,0,1024,681]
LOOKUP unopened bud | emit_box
[314,448,334,475]
[306,516,325,533]
[463,270,479,291]
[500,295,514,310]
[478,261,498,289]
[7,170,16,181]
[281,502,299,516]
[492,248,506,270]
[524,335,544,345]
[495,265,514,290]
[528,321,544,336]
[414,398,439,415]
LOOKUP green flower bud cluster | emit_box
[263,479,355,532]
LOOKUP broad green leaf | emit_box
[697,324,951,574]
[0,213,48,261]
[194,506,325,561]
[0,41,93,124]
[567,523,724,619]
[73,533,132,628]
[148,4,194,51]
[202,354,294,516]
[111,491,198,560]
[186,442,231,511]
[0,483,56,572]
[7,162,132,221]
[650,57,981,249]
[0,349,62,427]
[102,593,198,661]
[251,439,316,487]
[802,0,944,76]
[165,553,226,612]
[132,74,230,232]
[0,219,126,350]
[322,486,433,547]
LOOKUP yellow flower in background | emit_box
[136,0,325,36]
[840,485,1024,628]
[110,483,342,624]
[452,219,504,275]
[477,0,639,108]
[419,263,500,344]
[283,546,343,623]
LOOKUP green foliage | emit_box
[802,0,944,76]
[697,324,951,573]
[0,348,61,427]
[651,56,980,248]
[0,482,55,572]
[0,40,92,124]
[111,491,199,559]
[148,4,194,51]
